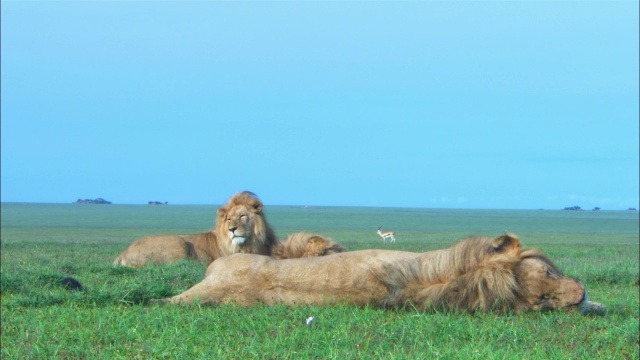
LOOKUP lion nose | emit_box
[229,226,238,232]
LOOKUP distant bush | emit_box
[74,198,111,204]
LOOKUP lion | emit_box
[270,232,347,260]
[155,234,605,315]
[113,191,278,268]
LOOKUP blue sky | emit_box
[1,1,638,209]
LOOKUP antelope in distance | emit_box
[377,226,396,243]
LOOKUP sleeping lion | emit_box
[154,234,605,315]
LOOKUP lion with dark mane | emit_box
[155,234,605,315]
[271,232,346,260]
[114,191,278,268]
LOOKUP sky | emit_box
[1,1,638,210]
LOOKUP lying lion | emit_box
[114,192,346,268]
[272,232,346,260]
[155,234,605,315]
[113,191,277,267]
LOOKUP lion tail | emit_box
[184,241,198,260]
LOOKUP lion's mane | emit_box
[377,235,599,313]
[378,235,524,313]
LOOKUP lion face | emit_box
[515,256,585,312]
[209,191,277,258]
[221,205,256,246]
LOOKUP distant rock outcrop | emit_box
[148,201,168,205]
[74,198,112,204]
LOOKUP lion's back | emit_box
[113,234,199,268]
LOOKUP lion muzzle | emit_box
[230,233,247,246]
[581,299,607,315]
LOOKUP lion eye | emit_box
[546,268,553,277]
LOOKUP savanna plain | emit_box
[1,203,638,359]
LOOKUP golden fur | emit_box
[113,191,278,268]
[271,232,347,260]
[157,234,605,314]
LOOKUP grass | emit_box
[1,203,639,359]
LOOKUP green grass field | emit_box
[1,203,639,359]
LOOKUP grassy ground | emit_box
[1,203,638,359]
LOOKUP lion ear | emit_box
[249,199,263,213]
[307,236,323,244]
[492,233,521,253]
[216,207,227,218]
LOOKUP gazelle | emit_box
[377,226,396,243]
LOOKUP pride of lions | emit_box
[114,191,606,315]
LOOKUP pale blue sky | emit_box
[1,1,638,209]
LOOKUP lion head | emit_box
[213,191,278,256]
[513,250,586,312]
